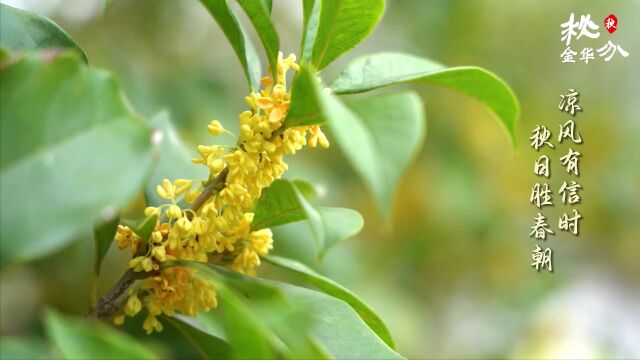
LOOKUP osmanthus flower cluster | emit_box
[112,52,329,334]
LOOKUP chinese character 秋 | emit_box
[530,213,554,240]
[534,155,550,178]
[560,13,600,46]
[530,125,555,150]
[530,183,553,208]
[561,47,577,63]
[559,89,582,116]
[558,119,583,144]
[559,180,582,204]
[559,148,582,175]
[531,245,553,272]
[597,41,630,62]
[559,209,582,235]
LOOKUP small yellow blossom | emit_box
[113,51,329,333]
[207,120,225,136]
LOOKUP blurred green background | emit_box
[1,0,639,358]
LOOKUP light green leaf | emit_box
[0,4,87,62]
[173,262,322,359]
[337,91,426,214]
[265,255,395,349]
[253,179,362,258]
[304,0,384,70]
[236,0,279,81]
[181,262,398,359]
[0,53,152,267]
[200,0,262,90]
[275,281,403,359]
[300,0,319,63]
[145,112,207,207]
[163,316,231,360]
[44,309,158,359]
[286,66,426,214]
[330,52,519,145]
[0,337,52,360]
[93,215,120,276]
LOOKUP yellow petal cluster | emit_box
[113,52,328,333]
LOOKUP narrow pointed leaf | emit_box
[93,215,120,276]
[265,255,395,349]
[200,0,262,90]
[180,262,402,359]
[330,52,519,145]
[236,0,279,81]
[0,4,87,62]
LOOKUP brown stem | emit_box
[189,167,229,214]
[86,268,156,320]
[88,167,229,320]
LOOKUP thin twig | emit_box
[87,167,229,320]
[189,167,229,214]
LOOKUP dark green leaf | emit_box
[265,255,395,349]
[330,52,519,145]
[0,53,152,267]
[236,0,280,81]
[305,0,384,70]
[285,65,324,127]
[44,309,158,359]
[163,316,231,359]
[200,0,262,90]
[145,112,207,207]
[253,179,362,257]
[0,4,87,62]
[136,214,158,241]
[93,215,120,276]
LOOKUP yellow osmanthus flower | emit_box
[113,52,328,334]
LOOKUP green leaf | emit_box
[316,207,362,259]
[300,0,319,63]
[265,255,395,349]
[285,65,325,127]
[330,52,519,145]
[304,0,384,70]
[0,337,52,360]
[145,112,207,207]
[336,91,426,214]
[93,215,120,276]
[136,214,158,241]
[275,281,403,359]
[236,0,279,81]
[253,179,363,258]
[181,262,398,359]
[44,309,158,359]
[174,262,322,359]
[163,316,231,359]
[0,53,152,267]
[0,4,87,62]
[200,0,262,90]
